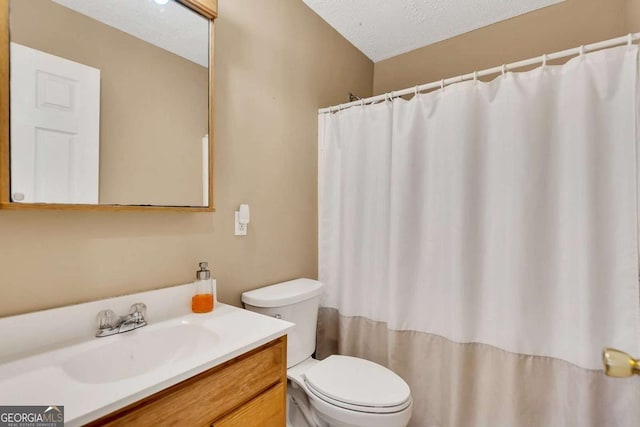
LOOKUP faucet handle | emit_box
[97,309,118,329]
[129,303,147,322]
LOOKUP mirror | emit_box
[2,0,214,210]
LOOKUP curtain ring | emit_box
[473,71,478,82]
[501,64,507,76]
[440,79,445,91]
[579,45,585,58]
[628,33,634,47]
[541,54,547,68]
[414,85,419,96]
[360,98,364,107]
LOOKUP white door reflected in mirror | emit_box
[10,42,100,204]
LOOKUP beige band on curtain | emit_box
[317,308,640,427]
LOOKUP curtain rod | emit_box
[319,32,640,114]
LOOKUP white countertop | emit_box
[0,297,293,426]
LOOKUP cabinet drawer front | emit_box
[95,337,285,427]
[212,382,286,427]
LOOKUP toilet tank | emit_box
[242,279,324,368]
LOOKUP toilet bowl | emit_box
[242,279,412,427]
[288,356,412,427]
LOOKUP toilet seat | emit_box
[305,380,412,414]
[303,355,411,414]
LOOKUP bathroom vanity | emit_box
[0,284,293,426]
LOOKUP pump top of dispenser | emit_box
[197,262,211,280]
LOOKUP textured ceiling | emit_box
[51,0,209,67]
[302,0,564,62]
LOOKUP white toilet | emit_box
[242,278,413,427]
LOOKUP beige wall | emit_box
[628,0,640,32]
[374,0,630,94]
[6,0,630,317]
[0,0,373,316]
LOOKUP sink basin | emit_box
[62,322,217,384]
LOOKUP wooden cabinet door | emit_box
[212,383,286,427]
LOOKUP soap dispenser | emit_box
[192,262,215,313]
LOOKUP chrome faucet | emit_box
[96,303,147,337]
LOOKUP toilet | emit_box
[242,278,412,427]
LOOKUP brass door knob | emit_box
[602,348,640,377]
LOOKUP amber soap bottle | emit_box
[192,262,214,313]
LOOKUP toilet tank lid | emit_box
[241,279,324,308]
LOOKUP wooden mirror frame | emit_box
[0,0,217,212]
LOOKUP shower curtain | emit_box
[317,45,640,426]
